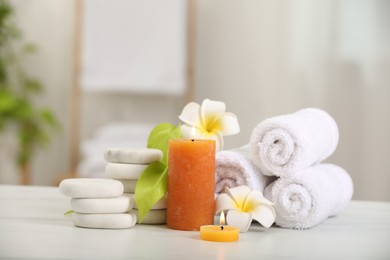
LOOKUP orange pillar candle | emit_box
[167,139,216,231]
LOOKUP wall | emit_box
[2,0,389,202]
[194,0,390,201]
[0,0,76,185]
[0,0,183,185]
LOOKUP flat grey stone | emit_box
[131,209,167,224]
[72,212,137,229]
[71,195,133,213]
[104,148,163,164]
[116,179,137,193]
[105,163,147,179]
[59,178,123,198]
[124,193,167,210]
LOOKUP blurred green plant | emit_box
[0,0,59,182]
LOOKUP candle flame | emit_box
[191,127,196,140]
[219,211,226,225]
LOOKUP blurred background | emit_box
[0,0,389,201]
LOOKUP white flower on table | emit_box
[178,99,240,151]
[215,185,276,232]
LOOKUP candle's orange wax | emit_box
[167,139,216,231]
[200,225,239,242]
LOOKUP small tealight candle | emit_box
[200,211,239,242]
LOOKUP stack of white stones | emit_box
[104,148,168,224]
[59,178,137,229]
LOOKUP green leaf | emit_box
[133,123,181,222]
[135,161,168,223]
[147,123,181,165]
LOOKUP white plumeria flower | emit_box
[215,185,276,232]
[178,99,240,151]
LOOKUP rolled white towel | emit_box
[264,163,353,229]
[215,146,273,194]
[249,108,339,176]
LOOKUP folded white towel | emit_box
[249,108,339,176]
[264,163,353,229]
[215,146,273,194]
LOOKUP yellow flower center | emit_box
[234,197,257,213]
[202,116,221,133]
[243,199,257,212]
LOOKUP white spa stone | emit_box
[106,163,148,179]
[104,148,163,164]
[117,179,138,193]
[71,195,133,214]
[124,193,167,210]
[131,209,167,224]
[59,178,124,198]
[72,212,137,229]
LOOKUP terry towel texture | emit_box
[249,108,339,176]
[264,163,353,229]
[215,146,273,194]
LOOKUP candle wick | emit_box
[220,226,224,231]
[191,139,194,142]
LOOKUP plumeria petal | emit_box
[201,99,226,119]
[224,186,251,211]
[243,190,274,211]
[215,193,238,215]
[218,112,240,136]
[200,99,226,131]
[178,102,201,127]
[199,131,223,151]
[226,210,252,233]
[251,204,276,228]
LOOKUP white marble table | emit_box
[0,185,389,259]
